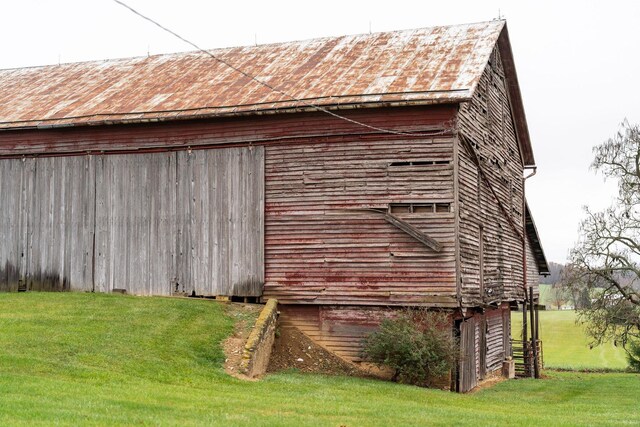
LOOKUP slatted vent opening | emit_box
[389,202,451,214]
[388,160,450,167]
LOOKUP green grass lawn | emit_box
[538,283,552,307]
[512,310,629,370]
[1,293,638,426]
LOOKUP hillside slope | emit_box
[0,293,638,426]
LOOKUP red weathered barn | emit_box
[0,20,547,391]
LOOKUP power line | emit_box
[112,0,452,138]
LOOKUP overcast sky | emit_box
[1,0,639,264]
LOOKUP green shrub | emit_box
[627,340,640,372]
[361,309,458,387]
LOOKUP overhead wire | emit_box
[112,0,453,138]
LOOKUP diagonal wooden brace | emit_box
[383,213,442,252]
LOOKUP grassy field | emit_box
[538,284,552,307]
[1,293,638,426]
[512,310,628,370]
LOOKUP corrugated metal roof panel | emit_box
[0,20,505,130]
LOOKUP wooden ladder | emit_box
[511,339,543,378]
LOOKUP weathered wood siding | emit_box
[526,236,541,298]
[279,304,457,366]
[1,106,455,299]
[262,131,458,306]
[485,308,505,372]
[0,159,29,291]
[278,304,393,362]
[502,305,512,358]
[457,46,526,306]
[459,316,478,392]
[0,157,95,291]
[457,305,509,392]
[0,107,454,158]
[0,148,264,296]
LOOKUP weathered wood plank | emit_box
[263,130,457,305]
[457,45,529,306]
[383,213,442,252]
[0,147,264,297]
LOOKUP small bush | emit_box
[361,309,458,387]
[627,340,640,372]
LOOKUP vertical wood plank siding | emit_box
[0,157,96,292]
[457,46,527,306]
[0,159,28,291]
[262,134,458,306]
[0,148,264,295]
[485,308,505,372]
[459,316,478,392]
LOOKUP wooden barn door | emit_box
[458,317,478,392]
[178,147,264,297]
[93,152,178,295]
[0,157,96,292]
[0,158,30,291]
[0,147,264,296]
[93,147,264,296]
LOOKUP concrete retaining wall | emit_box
[239,299,278,378]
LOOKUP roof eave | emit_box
[0,96,470,132]
[525,202,549,275]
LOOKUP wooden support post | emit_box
[522,295,529,376]
[530,286,539,379]
[522,297,528,343]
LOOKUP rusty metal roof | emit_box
[0,20,507,130]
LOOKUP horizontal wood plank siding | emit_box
[262,127,458,306]
[279,305,457,363]
[0,107,457,157]
[526,237,540,298]
[457,46,526,306]
[278,305,390,362]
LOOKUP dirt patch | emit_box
[267,326,363,376]
[222,302,262,380]
[468,371,508,393]
[223,306,387,381]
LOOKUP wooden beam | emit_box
[383,213,442,252]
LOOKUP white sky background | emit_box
[1,0,639,264]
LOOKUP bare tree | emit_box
[548,284,570,310]
[565,121,640,364]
